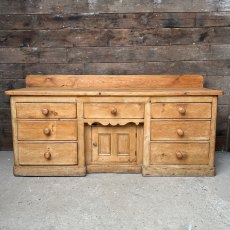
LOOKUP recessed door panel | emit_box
[92,125,137,164]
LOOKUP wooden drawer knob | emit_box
[43,128,51,135]
[93,142,97,147]
[178,107,186,114]
[44,151,51,160]
[41,108,49,115]
[176,151,183,159]
[111,107,117,115]
[177,128,184,137]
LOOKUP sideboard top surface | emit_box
[5,75,223,96]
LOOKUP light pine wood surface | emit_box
[5,75,223,176]
[18,142,78,165]
[25,75,204,89]
[151,103,211,119]
[16,103,77,119]
[150,120,211,141]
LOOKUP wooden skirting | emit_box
[142,166,215,177]
[87,164,142,173]
[14,165,86,177]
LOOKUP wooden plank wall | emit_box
[0,0,230,150]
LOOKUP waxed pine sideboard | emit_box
[5,75,223,176]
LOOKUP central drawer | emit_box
[17,121,77,141]
[18,142,78,165]
[84,103,144,118]
[151,120,210,141]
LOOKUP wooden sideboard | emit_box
[5,75,223,176]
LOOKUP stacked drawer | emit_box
[16,102,78,166]
[150,98,212,165]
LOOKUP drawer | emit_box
[84,103,144,118]
[151,121,210,141]
[16,103,77,119]
[18,142,78,165]
[151,103,211,119]
[150,143,209,165]
[17,121,77,141]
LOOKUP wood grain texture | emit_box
[151,120,211,141]
[25,74,204,89]
[5,88,223,96]
[16,103,77,119]
[6,75,222,176]
[87,165,141,173]
[142,165,215,177]
[150,142,209,165]
[14,165,86,176]
[1,28,229,47]
[143,102,151,167]
[1,0,229,151]
[77,102,85,167]
[151,103,212,119]
[91,125,137,164]
[209,97,218,166]
[67,45,230,63]
[18,142,78,165]
[17,120,77,141]
[0,0,228,14]
[1,12,230,30]
[84,103,144,119]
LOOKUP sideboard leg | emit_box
[142,101,151,176]
[77,102,87,176]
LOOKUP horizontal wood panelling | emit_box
[1,27,230,48]
[0,0,229,150]
[68,45,230,63]
[1,13,230,30]
[85,61,230,76]
[204,76,230,93]
[1,46,230,64]
[23,64,84,75]
[0,48,39,63]
[217,105,229,137]
[0,0,229,14]
[0,13,196,30]
[0,109,12,150]
[0,48,67,63]
[0,64,24,79]
[0,79,25,108]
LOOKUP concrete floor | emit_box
[0,152,230,230]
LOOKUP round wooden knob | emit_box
[111,107,117,115]
[176,151,183,159]
[177,128,184,137]
[93,142,97,147]
[43,128,51,135]
[44,151,51,160]
[41,108,49,115]
[178,107,186,114]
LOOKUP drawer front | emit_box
[16,103,77,119]
[151,121,210,141]
[18,143,78,165]
[150,143,209,165]
[151,103,211,119]
[18,121,77,141]
[84,103,144,118]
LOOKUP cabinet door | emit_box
[91,126,136,164]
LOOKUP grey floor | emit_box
[0,152,230,230]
